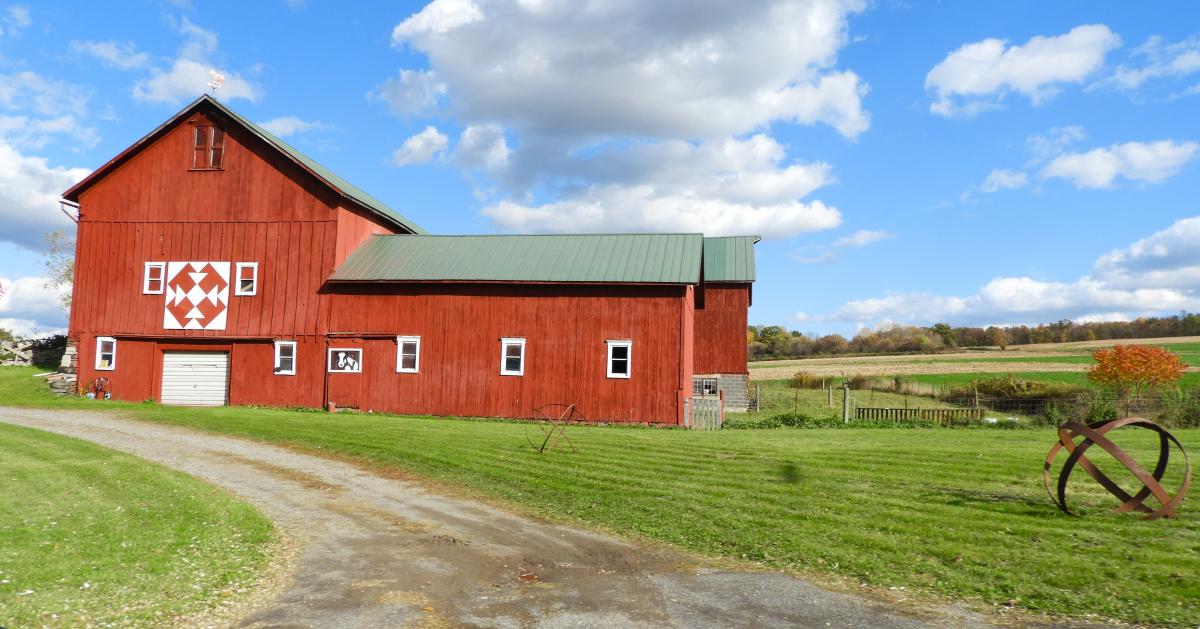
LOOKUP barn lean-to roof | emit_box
[61,94,426,235]
[702,236,759,282]
[329,234,705,285]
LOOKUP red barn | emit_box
[62,95,755,425]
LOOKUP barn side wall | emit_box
[324,283,689,424]
[693,283,750,374]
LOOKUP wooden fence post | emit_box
[842,385,851,424]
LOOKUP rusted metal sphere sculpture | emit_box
[1044,417,1191,520]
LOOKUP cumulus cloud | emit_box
[816,215,1200,328]
[393,0,869,139]
[390,126,449,166]
[132,17,260,104]
[482,134,840,237]
[1094,35,1200,91]
[1040,139,1199,188]
[368,69,446,116]
[0,140,89,250]
[1094,216,1200,290]
[257,116,330,138]
[385,0,870,238]
[69,40,150,70]
[0,275,68,336]
[926,24,1120,117]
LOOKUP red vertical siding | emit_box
[324,284,687,423]
[694,283,749,374]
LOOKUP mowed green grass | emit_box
[0,421,274,628]
[2,368,1195,626]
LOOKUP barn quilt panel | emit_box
[163,262,230,330]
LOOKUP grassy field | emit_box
[0,419,275,628]
[1,367,1197,626]
[748,338,1200,380]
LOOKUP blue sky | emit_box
[1,1,1199,337]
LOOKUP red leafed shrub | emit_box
[1088,344,1187,396]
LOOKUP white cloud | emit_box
[1095,35,1200,91]
[392,0,482,39]
[0,140,88,250]
[0,114,98,150]
[0,5,30,36]
[257,116,330,138]
[926,24,1120,117]
[480,134,840,238]
[453,124,510,171]
[484,189,840,238]
[1026,125,1086,162]
[391,0,870,140]
[0,70,97,149]
[387,0,869,238]
[817,215,1200,328]
[833,229,893,248]
[69,40,151,70]
[368,69,446,116]
[979,168,1028,193]
[1040,139,1199,188]
[0,275,68,335]
[0,70,90,119]
[132,17,260,105]
[390,126,448,166]
[1094,216,1200,290]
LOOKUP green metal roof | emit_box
[330,234,704,284]
[702,236,758,282]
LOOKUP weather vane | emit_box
[208,70,225,94]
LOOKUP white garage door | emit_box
[161,351,229,406]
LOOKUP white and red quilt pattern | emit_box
[163,262,230,330]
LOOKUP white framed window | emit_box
[234,262,258,296]
[95,336,116,371]
[701,378,718,396]
[500,337,525,376]
[327,347,362,373]
[274,340,296,376]
[606,340,632,379]
[396,336,421,373]
[143,262,165,294]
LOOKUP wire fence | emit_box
[749,382,1200,428]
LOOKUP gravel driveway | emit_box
[0,407,1022,628]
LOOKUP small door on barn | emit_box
[161,351,230,406]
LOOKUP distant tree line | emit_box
[747,313,1200,360]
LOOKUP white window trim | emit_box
[395,336,421,373]
[500,337,526,376]
[327,347,363,373]
[95,336,116,371]
[143,262,165,295]
[234,262,259,296]
[606,340,632,379]
[274,340,297,376]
